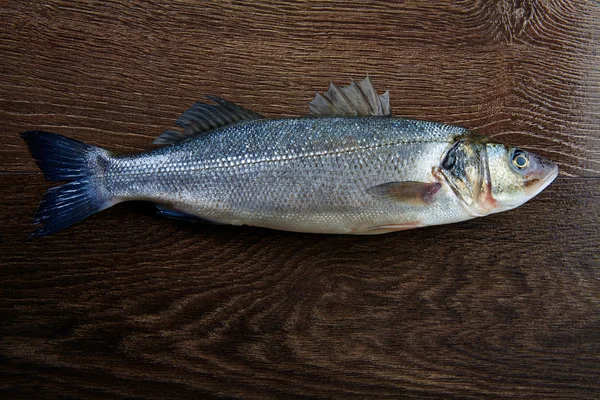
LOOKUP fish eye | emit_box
[511,149,529,170]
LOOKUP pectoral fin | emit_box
[367,181,441,205]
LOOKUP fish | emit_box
[21,77,558,237]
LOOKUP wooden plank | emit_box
[1,175,599,399]
[2,0,600,398]
[2,1,599,176]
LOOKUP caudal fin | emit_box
[21,131,113,237]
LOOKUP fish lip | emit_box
[528,165,559,198]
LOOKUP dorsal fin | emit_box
[154,96,264,145]
[308,76,391,117]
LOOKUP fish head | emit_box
[439,138,558,216]
[485,143,558,213]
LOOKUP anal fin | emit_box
[155,204,223,225]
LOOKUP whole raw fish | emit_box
[22,77,558,236]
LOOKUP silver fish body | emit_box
[22,77,558,236]
[107,117,471,234]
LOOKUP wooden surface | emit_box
[1,1,599,398]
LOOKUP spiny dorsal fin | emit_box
[308,76,391,117]
[153,96,264,145]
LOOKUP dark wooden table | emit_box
[2,1,599,398]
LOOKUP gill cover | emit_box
[439,138,495,216]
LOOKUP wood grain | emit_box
[2,175,599,399]
[2,0,600,176]
[1,0,599,398]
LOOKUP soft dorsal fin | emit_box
[153,96,264,145]
[308,76,391,117]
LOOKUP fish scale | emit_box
[103,118,467,233]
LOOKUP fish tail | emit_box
[21,131,115,237]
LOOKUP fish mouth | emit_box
[526,164,559,198]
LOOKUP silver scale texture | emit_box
[106,117,473,234]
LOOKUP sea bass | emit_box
[22,77,558,236]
